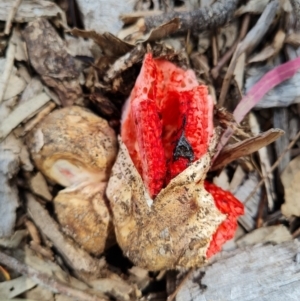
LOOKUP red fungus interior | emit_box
[121,53,244,257]
[122,53,213,196]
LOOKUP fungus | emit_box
[107,53,244,270]
[27,106,117,255]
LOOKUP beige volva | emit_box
[106,136,226,271]
[27,106,118,255]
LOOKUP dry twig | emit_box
[0,251,107,301]
[25,219,41,245]
[29,241,54,260]
[4,0,22,35]
[144,0,240,33]
[0,92,50,141]
[26,193,105,275]
[20,101,56,137]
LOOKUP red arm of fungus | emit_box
[204,181,244,258]
[131,98,166,198]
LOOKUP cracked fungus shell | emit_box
[27,106,117,186]
[106,53,243,270]
[27,106,118,255]
[107,138,226,270]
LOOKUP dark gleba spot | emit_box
[173,116,194,163]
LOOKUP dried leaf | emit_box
[229,166,246,193]
[17,247,88,288]
[90,93,121,119]
[105,44,146,82]
[72,18,180,59]
[273,108,290,174]
[55,296,74,301]
[237,1,279,56]
[236,225,292,247]
[120,10,162,25]
[0,92,50,141]
[70,28,134,56]
[248,30,286,63]
[0,230,27,248]
[29,172,52,201]
[281,155,300,217]
[0,0,64,23]
[11,27,28,62]
[120,18,181,45]
[21,102,56,137]
[3,74,26,101]
[23,19,82,106]
[285,32,300,46]
[128,267,150,291]
[136,18,181,43]
[20,78,44,103]
[217,22,238,52]
[233,52,246,91]
[197,31,211,54]
[23,19,79,79]
[90,278,134,301]
[212,129,284,171]
[234,172,262,231]
[8,246,108,299]
[65,35,93,58]
[212,170,230,190]
[281,0,293,12]
[0,276,36,299]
